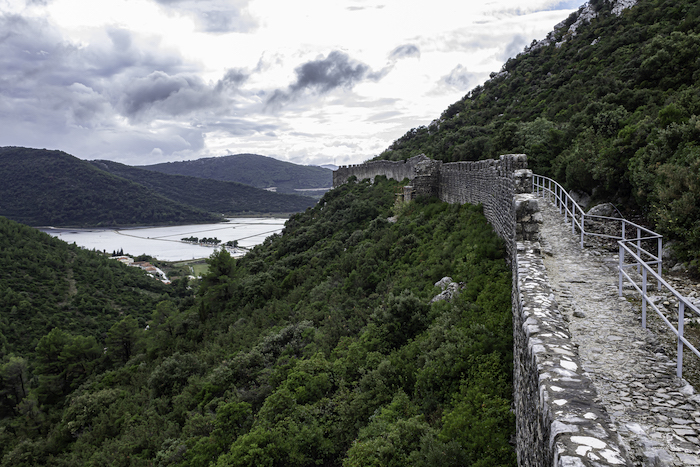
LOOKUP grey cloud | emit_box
[389,44,420,60]
[0,12,263,163]
[196,9,255,33]
[215,68,248,92]
[66,83,111,128]
[267,51,376,107]
[0,13,224,124]
[107,28,132,52]
[119,71,233,119]
[86,27,187,80]
[203,117,280,136]
[439,64,481,90]
[501,34,528,60]
[291,51,369,92]
[94,125,208,164]
[153,0,257,33]
[366,110,402,122]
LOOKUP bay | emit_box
[39,218,286,261]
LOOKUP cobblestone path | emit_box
[539,200,700,466]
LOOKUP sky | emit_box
[0,0,582,167]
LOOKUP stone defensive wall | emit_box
[334,155,630,466]
[332,154,430,188]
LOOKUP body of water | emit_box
[40,218,286,261]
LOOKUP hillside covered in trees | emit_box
[0,216,186,358]
[0,148,316,228]
[0,176,514,466]
[0,147,220,227]
[90,160,316,215]
[378,0,700,265]
[141,154,333,197]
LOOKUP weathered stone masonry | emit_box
[334,155,630,466]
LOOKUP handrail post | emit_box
[619,242,624,296]
[580,211,585,249]
[657,237,663,291]
[678,301,685,378]
[636,227,642,273]
[558,186,563,213]
[621,221,625,242]
[564,196,568,222]
[642,267,647,328]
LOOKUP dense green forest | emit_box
[89,160,316,215]
[0,214,191,409]
[141,154,332,197]
[0,148,317,228]
[377,0,700,265]
[0,147,220,227]
[0,176,514,466]
[0,216,184,355]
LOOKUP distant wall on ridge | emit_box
[332,155,429,187]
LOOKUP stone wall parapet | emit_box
[513,241,627,466]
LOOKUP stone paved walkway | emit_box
[539,200,700,466]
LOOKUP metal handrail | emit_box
[532,173,698,378]
[618,241,700,377]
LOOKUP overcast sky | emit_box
[0,0,581,166]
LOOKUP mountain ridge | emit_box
[140,153,333,197]
[0,147,317,227]
[89,159,316,216]
[0,147,220,227]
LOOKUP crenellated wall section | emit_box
[332,154,430,187]
[333,155,630,466]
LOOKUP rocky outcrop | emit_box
[430,276,463,304]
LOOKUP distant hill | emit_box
[140,154,333,197]
[0,147,219,227]
[90,160,316,215]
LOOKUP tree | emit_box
[34,329,101,404]
[0,354,29,416]
[34,328,72,404]
[106,317,141,364]
[198,249,239,318]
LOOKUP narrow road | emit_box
[539,200,700,466]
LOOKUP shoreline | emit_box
[33,212,293,231]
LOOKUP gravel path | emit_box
[539,200,700,466]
